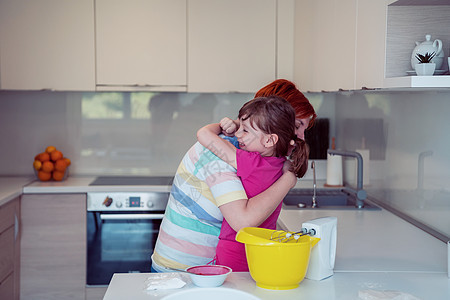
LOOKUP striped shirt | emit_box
[151,138,247,271]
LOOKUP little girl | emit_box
[197,95,309,271]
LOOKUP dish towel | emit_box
[144,273,187,290]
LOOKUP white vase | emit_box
[414,63,436,76]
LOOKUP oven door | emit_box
[86,211,164,286]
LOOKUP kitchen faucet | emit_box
[327,149,367,208]
[311,161,318,208]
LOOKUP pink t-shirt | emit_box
[216,149,285,271]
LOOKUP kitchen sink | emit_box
[283,188,380,210]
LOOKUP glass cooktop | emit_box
[89,176,173,186]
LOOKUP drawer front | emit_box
[0,227,14,283]
[0,272,14,300]
[0,201,16,234]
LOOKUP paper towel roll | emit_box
[326,154,343,186]
[356,149,370,186]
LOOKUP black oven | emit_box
[86,191,169,286]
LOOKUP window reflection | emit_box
[82,92,153,119]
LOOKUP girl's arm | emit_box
[197,123,238,169]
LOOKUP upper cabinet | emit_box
[294,0,450,92]
[187,0,289,93]
[0,0,95,91]
[294,0,387,92]
[95,0,187,92]
[295,0,358,92]
[10,0,449,92]
[0,0,290,93]
[96,0,290,93]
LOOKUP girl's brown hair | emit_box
[238,96,309,178]
[255,79,317,129]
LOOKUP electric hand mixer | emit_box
[303,216,337,280]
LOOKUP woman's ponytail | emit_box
[289,138,309,178]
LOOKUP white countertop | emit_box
[7,175,315,197]
[0,176,34,206]
[278,207,447,273]
[103,271,450,300]
[1,175,449,299]
[22,176,171,193]
[0,175,314,208]
[103,187,449,300]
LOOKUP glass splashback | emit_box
[0,89,449,239]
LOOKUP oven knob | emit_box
[103,196,113,207]
[147,201,154,208]
[115,201,123,208]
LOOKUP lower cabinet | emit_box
[0,197,20,300]
[86,287,107,300]
[20,194,86,300]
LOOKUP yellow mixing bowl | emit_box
[236,227,320,290]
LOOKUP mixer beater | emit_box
[270,228,317,243]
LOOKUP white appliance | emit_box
[302,216,337,281]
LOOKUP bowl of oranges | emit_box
[33,146,71,181]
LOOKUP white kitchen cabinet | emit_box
[0,0,95,91]
[0,197,20,300]
[355,0,388,90]
[95,0,187,91]
[188,0,288,93]
[20,194,86,300]
[294,0,356,92]
[294,0,387,92]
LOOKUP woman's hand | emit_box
[220,117,238,136]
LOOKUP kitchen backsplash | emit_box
[0,89,449,239]
[0,90,335,176]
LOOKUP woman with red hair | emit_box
[255,79,317,140]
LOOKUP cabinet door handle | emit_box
[14,213,19,241]
[100,213,164,220]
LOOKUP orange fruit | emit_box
[54,159,68,172]
[46,146,56,153]
[52,170,65,181]
[37,152,50,162]
[50,150,63,162]
[37,170,51,181]
[63,157,71,166]
[33,160,42,171]
[41,161,54,173]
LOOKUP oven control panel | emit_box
[87,192,169,211]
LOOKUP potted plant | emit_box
[414,52,436,76]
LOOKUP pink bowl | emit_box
[185,265,232,287]
[187,265,231,276]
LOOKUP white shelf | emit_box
[384,75,450,88]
